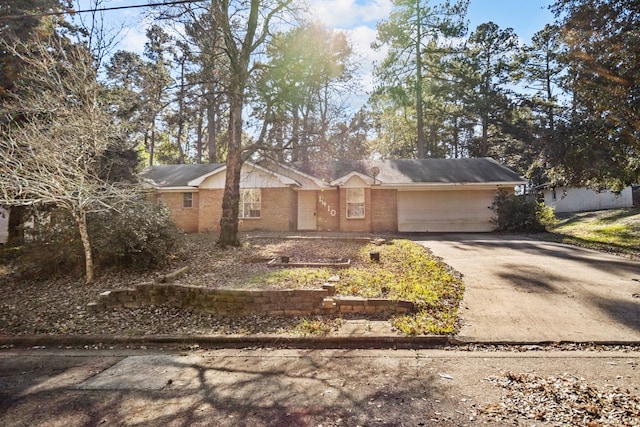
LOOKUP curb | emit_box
[0,334,451,350]
[2,335,640,350]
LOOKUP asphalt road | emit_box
[1,347,639,426]
[416,234,640,343]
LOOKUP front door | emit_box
[297,191,317,231]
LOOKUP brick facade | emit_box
[157,192,200,233]
[338,187,372,233]
[144,159,525,235]
[197,189,223,233]
[159,187,401,234]
[243,187,296,232]
[316,189,340,231]
[371,189,398,233]
[161,188,297,233]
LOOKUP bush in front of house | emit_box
[15,208,85,280]
[491,189,558,233]
[13,201,180,280]
[90,201,181,270]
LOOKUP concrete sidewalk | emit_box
[2,347,639,426]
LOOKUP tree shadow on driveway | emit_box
[495,263,560,294]
[423,233,640,278]
[594,296,640,333]
[418,234,640,340]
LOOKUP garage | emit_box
[397,189,497,232]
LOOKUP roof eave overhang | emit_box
[249,162,300,186]
[187,165,226,187]
[187,162,301,187]
[154,186,198,192]
[330,171,375,187]
[390,181,527,190]
[272,162,330,188]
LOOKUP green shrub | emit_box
[14,201,180,279]
[90,201,180,269]
[491,189,557,232]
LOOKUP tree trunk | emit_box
[301,106,310,166]
[177,59,186,164]
[207,87,218,163]
[481,113,489,157]
[7,205,26,245]
[291,107,300,162]
[415,0,426,159]
[75,211,94,285]
[149,118,156,166]
[214,0,276,245]
[196,106,204,163]
[217,90,243,247]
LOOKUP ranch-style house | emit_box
[141,157,527,234]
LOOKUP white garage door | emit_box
[397,190,496,232]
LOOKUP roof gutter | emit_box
[386,181,527,189]
[150,186,199,192]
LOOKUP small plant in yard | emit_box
[294,317,344,336]
[258,239,465,335]
[338,240,465,335]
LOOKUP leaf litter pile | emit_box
[0,233,364,336]
[3,232,459,336]
[478,371,640,426]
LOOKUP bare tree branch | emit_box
[0,35,140,284]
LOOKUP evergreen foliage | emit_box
[491,189,558,233]
[15,202,179,280]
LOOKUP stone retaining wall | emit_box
[87,283,414,317]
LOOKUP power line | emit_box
[0,0,204,20]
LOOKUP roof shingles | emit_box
[141,158,525,189]
[303,158,525,184]
[141,164,224,188]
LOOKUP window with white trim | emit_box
[183,192,193,208]
[346,188,365,218]
[240,188,261,218]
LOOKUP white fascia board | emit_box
[273,162,330,188]
[330,171,376,187]
[249,162,300,186]
[391,181,527,190]
[156,187,199,192]
[188,162,300,188]
[187,165,226,187]
[140,178,159,189]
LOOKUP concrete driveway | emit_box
[415,234,640,343]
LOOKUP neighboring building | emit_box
[542,186,636,214]
[141,157,527,234]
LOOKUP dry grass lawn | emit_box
[541,208,640,258]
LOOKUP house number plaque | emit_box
[318,195,337,217]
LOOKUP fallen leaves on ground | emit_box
[0,233,368,336]
[479,371,640,426]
